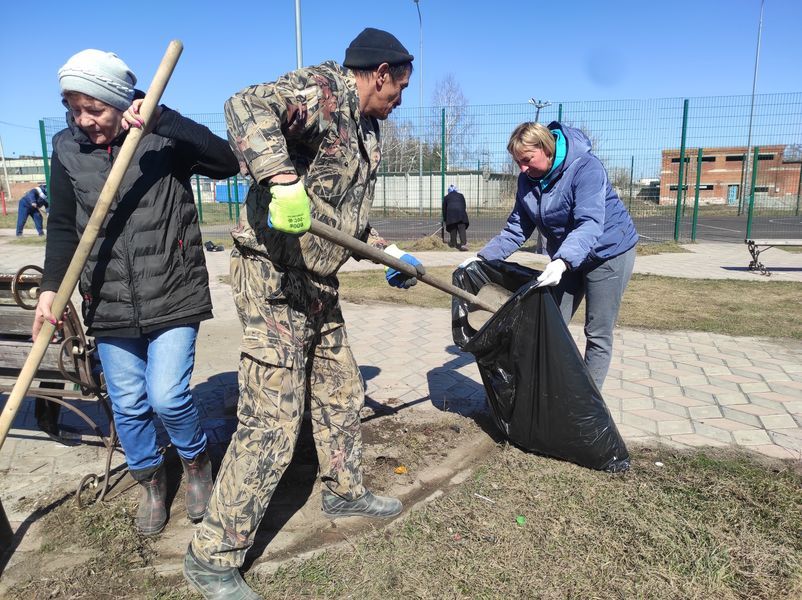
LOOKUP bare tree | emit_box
[379,118,419,173]
[430,74,471,169]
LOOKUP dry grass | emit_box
[337,268,802,339]
[252,444,802,600]
[7,236,46,246]
[6,495,188,599]
[8,445,800,600]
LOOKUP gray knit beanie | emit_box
[58,49,137,111]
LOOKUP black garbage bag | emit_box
[452,259,630,472]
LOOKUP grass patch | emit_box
[619,274,802,339]
[8,236,46,246]
[9,445,800,599]
[6,494,188,599]
[251,444,802,599]
[337,268,802,339]
[636,240,690,256]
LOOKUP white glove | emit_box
[459,255,482,269]
[536,259,568,287]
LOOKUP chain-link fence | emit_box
[39,91,802,245]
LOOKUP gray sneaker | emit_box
[183,544,262,600]
[322,489,402,518]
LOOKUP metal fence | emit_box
[39,91,802,245]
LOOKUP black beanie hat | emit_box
[343,28,414,69]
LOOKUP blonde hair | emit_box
[507,122,556,160]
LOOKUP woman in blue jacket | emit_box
[466,121,638,389]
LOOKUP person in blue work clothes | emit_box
[16,184,49,236]
[462,121,638,389]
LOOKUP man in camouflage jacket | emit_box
[185,28,421,599]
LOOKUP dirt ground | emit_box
[0,403,498,597]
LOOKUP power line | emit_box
[0,120,38,130]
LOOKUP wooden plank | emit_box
[0,340,66,374]
[0,307,34,336]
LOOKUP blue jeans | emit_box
[552,247,636,388]
[96,324,206,474]
[16,203,43,235]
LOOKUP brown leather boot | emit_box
[133,462,167,536]
[181,450,213,522]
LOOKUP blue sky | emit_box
[1,0,800,156]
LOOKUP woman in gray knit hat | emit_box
[32,48,239,536]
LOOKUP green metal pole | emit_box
[440,108,446,211]
[382,163,387,218]
[557,104,563,122]
[691,148,703,242]
[227,179,233,220]
[477,159,481,219]
[233,174,240,222]
[682,150,692,219]
[38,120,51,192]
[745,146,759,240]
[795,164,801,217]
[429,170,432,219]
[628,155,634,211]
[673,99,689,241]
[195,174,204,224]
[737,153,747,216]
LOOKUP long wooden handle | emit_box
[308,220,501,312]
[0,41,184,453]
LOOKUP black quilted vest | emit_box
[52,123,212,330]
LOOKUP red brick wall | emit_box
[658,145,801,206]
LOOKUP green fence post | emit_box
[795,165,801,217]
[38,120,51,192]
[226,179,233,221]
[382,163,387,218]
[233,174,240,222]
[195,174,204,224]
[745,146,760,240]
[429,170,433,219]
[477,159,481,219]
[440,108,446,211]
[673,99,689,241]
[557,103,563,122]
[628,155,634,211]
[691,148,703,242]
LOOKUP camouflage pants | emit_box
[192,249,366,567]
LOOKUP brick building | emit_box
[658,144,802,207]
[0,156,47,205]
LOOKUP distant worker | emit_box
[462,121,638,389]
[442,184,469,251]
[16,184,48,236]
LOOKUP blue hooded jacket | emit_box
[479,122,638,270]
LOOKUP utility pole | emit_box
[529,98,551,123]
[414,0,423,215]
[741,0,764,215]
[527,99,551,254]
[294,0,303,68]
[0,135,11,205]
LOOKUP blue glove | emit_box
[384,244,425,289]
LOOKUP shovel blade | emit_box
[466,282,513,330]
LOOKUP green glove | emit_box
[267,179,311,234]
